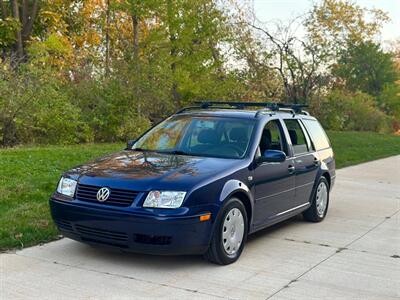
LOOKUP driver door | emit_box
[253,119,296,226]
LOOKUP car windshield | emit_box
[132,115,256,159]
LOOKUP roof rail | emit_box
[175,101,309,117]
[194,101,281,110]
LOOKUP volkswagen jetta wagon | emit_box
[50,101,335,265]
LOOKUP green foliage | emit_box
[334,41,398,96]
[306,0,389,57]
[0,17,20,48]
[378,83,400,121]
[311,89,391,132]
[28,33,73,67]
[0,65,89,146]
[70,74,153,142]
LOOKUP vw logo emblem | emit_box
[96,187,110,202]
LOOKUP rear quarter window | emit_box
[302,119,331,150]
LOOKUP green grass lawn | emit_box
[1,131,399,251]
[327,131,400,168]
[0,143,123,251]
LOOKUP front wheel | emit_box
[204,198,248,265]
[303,177,330,222]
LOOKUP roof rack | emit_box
[176,101,309,117]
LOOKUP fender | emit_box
[316,160,330,183]
[218,179,255,229]
[308,159,331,204]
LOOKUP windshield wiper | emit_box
[131,148,190,156]
[166,150,190,156]
[131,147,150,152]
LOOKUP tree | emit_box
[248,20,327,104]
[305,0,389,58]
[162,0,231,106]
[0,0,40,65]
[334,41,398,96]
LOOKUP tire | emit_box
[303,177,330,222]
[204,198,248,265]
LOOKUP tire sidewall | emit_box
[313,177,330,221]
[214,198,248,264]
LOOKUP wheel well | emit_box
[322,172,331,188]
[230,191,252,229]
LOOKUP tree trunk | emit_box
[131,13,141,114]
[167,0,181,107]
[22,0,39,41]
[10,0,23,63]
[105,0,110,76]
[170,35,180,106]
[1,118,17,147]
[132,14,139,61]
[21,0,27,27]
[7,0,39,66]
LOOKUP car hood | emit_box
[66,150,243,191]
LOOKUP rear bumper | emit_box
[49,198,213,255]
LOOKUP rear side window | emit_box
[284,119,309,155]
[302,119,330,150]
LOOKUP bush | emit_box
[0,64,153,147]
[70,76,152,143]
[310,89,391,133]
[377,83,400,131]
[0,66,89,146]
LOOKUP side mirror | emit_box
[126,139,136,150]
[257,150,286,164]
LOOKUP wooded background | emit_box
[0,0,399,147]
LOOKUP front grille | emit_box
[76,184,138,206]
[75,224,128,243]
[134,234,172,245]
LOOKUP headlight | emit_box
[143,191,186,208]
[57,177,77,197]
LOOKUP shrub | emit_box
[0,66,89,146]
[377,83,400,131]
[310,89,391,133]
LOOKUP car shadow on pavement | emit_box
[247,214,304,244]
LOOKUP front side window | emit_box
[258,120,288,155]
[133,115,256,159]
[284,119,309,155]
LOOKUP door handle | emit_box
[288,165,295,173]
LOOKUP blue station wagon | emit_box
[50,102,335,265]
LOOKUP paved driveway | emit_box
[1,156,399,299]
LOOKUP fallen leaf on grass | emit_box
[36,219,49,228]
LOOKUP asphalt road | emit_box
[1,156,399,299]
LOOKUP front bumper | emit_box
[49,198,213,255]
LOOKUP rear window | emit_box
[302,119,330,150]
